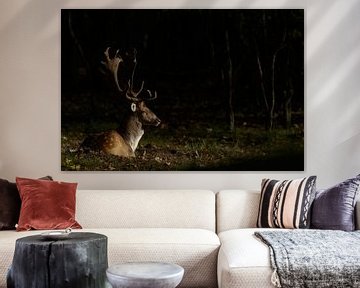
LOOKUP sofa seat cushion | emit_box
[218,228,281,288]
[98,228,220,288]
[0,228,219,288]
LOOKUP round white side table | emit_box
[106,262,184,288]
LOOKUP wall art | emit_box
[61,9,304,171]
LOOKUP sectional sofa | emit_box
[0,189,359,288]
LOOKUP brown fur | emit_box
[81,101,160,158]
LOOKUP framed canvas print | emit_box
[61,9,304,171]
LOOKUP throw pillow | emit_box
[311,174,360,231]
[257,176,317,229]
[16,177,82,231]
[0,176,53,230]
[0,179,20,230]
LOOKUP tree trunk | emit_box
[270,52,277,131]
[225,30,235,132]
[285,96,292,128]
[7,232,108,288]
[285,77,294,128]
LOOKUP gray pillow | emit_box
[311,174,360,231]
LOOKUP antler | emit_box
[126,79,144,102]
[101,47,125,93]
[125,49,145,102]
[102,47,156,103]
[145,90,157,101]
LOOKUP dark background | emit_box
[61,9,304,171]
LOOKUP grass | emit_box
[61,122,304,171]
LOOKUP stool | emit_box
[106,262,184,288]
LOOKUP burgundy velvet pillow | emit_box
[16,177,82,231]
[311,174,360,231]
[0,176,53,230]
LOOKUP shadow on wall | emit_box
[307,0,360,155]
[308,0,360,106]
[0,1,69,36]
[305,0,360,179]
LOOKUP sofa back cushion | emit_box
[216,190,260,233]
[217,189,360,233]
[76,190,216,231]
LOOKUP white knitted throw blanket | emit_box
[255,230,360,288]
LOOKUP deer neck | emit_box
[117,114,144,152]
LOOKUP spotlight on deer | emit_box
[80,48,160,158]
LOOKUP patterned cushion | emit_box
[257,176,316,229]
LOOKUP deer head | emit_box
[102,47,161,127]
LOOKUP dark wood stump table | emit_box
[7,232,108,288]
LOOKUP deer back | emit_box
[81,131,134,157]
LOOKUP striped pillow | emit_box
[257,176,317,229]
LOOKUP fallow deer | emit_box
[80,47,161,157]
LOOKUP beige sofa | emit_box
[1,189,359,288]
[216,190,360,288]
[0,190,220,288]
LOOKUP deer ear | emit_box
[131,103,137,112]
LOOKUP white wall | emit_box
[0,0,359,190]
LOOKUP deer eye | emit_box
[131,103,136,112]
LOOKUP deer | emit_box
[80,47,161,157]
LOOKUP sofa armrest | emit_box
[356,200,360,230]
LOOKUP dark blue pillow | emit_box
[311,174,360,231]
